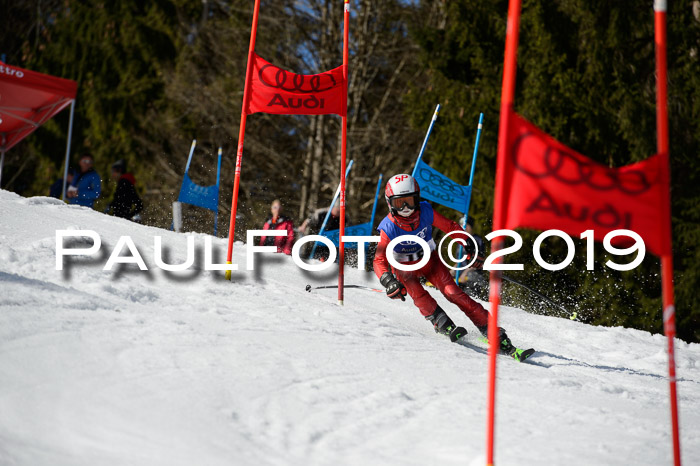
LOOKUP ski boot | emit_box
[426,306,467,342]
[477,326,534,362]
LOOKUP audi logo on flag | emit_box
[418,169,466,196]
[511,132,653,195]
[258,65,338,94]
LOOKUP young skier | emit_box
[373,174,530,359]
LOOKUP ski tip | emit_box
[449,326,467,343]
[514,348,536,362]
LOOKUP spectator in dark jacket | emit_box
[66,154,101,208]
[298,203,351,261]
[299,203,350,235]
[106,159,143,221]
[49,168,76,199]
[259,199,295,255]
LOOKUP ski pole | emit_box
[305,284,382,293]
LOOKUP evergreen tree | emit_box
[406,0,699,342]
[7,0,186,212]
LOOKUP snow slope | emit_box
[0,189,698,466]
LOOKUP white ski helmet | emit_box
[385,174,421,216]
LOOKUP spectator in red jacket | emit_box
[259,199,295,255]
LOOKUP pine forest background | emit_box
[2,0,698,343]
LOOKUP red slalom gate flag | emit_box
[245,53,346,117]
[500,110,669,257]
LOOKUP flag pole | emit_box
[488,0,522,464]
[309,160,354,259]
[654,1,681,464]
[411,104,440,177]
[61,100,76,201]
[338,0,350,305]
[367,173,384,265]
[369,173,383,230]
[455,112,484,284]
[184,139,197,175]
[226,0,261,280]
[214,146,223,237]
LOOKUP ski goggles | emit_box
[389,195,418,211]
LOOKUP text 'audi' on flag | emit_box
[245,53,347,116]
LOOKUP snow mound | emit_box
[0,189,698,466]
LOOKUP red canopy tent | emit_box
[0,60,78,198]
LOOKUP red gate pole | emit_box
[487,0,522,464]
[654,2,682,464]
[225,0,262,280]
[338,0,350,305]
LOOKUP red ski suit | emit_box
[373,209,489,328]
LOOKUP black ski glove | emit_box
[464,252,485,270]
[380,272,407,301]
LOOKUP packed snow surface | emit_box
[0,189,698,466]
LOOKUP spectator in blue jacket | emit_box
[66,153,101,208]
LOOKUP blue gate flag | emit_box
[413,159,472,214]
[175,140,222,235]
[178,170,221,213]
[321,174,382,251]
[321,222,372,249]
